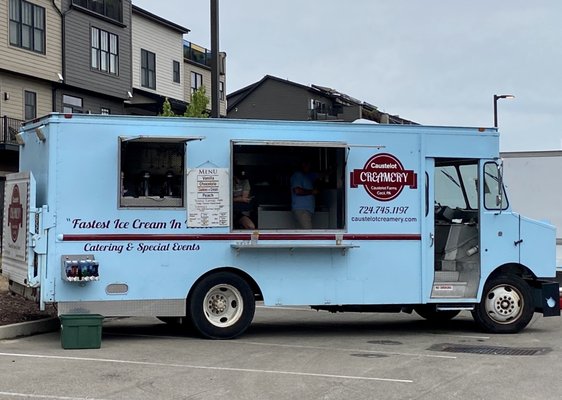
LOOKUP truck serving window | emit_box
[119,137,185,208]
[232,141,346,230]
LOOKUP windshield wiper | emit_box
[441,169,461,188]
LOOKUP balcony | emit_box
[183,40,212,68]
[1,116,23,149]
[72,0,123,24]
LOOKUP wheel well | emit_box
[187,267,263,302]
[488,263,537,281]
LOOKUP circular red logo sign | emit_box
[8,184,24,243]
[351,153,417,202]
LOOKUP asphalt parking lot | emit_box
[1,307,561,400]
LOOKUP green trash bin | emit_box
[60,314,103,349]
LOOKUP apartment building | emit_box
[127,5,188,115]
[184,40,227,117]
[1,1,227,148]
[0,0,62,168]
[56,0,133,115]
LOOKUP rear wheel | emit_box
[472,274,534,333]
[188,272,255,339]
[415,305,460,321]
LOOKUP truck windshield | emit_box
[435,162,478,210]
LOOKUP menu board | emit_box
[186,167,229,227]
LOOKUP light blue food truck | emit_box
[2,114,559,338]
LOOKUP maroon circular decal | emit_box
[351,153,417,201]
[8,184,24,243]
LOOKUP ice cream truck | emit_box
[1,113,559,339]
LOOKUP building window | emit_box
[91,27,118,75]
[173,61,180,83]
[219,81,224,101]
[100,107,110,115]
[191,72,203,94]
[62,94,83,113]
[72,0,123,23]
[9,0,45,54]
[141,49,156,89]
[24,91,36,120]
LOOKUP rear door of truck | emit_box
[1,172,40,287]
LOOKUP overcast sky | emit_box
[133,0,562,151]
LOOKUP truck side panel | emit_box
[12,115,525,316]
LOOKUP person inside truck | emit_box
[233,169,256,230]
[291,159,319,229]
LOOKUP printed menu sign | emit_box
[186,167,229,227]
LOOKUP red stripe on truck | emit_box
[60,233,421,242]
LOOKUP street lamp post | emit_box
[493,94,515,128]
[210,0,220,118]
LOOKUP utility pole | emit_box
[210,0,220,118]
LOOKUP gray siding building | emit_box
[56,0,133,114]
[228,75,416,124]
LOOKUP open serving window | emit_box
[231,141,347,230]
[119,136,202,208]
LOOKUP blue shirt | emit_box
[291,171,317,213]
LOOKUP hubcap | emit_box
[484,284,523,324]
[203,284,243,328]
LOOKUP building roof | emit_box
[227,75,324,112]
[227,75,417,124]
[132,5,190,34]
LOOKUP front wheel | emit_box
[472,274,534,333]
[188,272,255,339]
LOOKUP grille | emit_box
[429,343,550,356]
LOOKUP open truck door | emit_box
[2,172,41,290]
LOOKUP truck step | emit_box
[434,271,460,282]
[436,305,474,311]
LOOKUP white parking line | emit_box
[0,392,109,400]
[0,352,413,384]
[103,331,457,359]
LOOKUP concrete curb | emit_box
[0,317,60,340]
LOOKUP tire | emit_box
[472,274,534,333]
[415,305,460,322]
[187,272,255,339]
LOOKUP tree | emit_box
[160,97,175,117]
[184,86,210,118]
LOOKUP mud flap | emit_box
[532,281,560,317]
